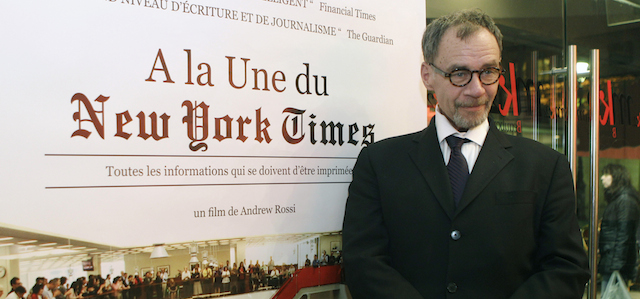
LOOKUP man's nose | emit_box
[464,73,486,96]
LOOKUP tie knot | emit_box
[446,135,469,151]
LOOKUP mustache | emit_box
[455,99,490,108]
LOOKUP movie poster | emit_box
[0,0,426,262]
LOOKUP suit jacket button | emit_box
[447,283,458,293]
[451,230,461,240]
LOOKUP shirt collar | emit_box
[435,105,489,146]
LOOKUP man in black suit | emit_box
[342,9,590,298]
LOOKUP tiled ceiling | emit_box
[1,224,338,273]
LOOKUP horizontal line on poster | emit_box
[44,154,357,159]
[45,181,350,189]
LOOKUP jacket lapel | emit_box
[409,120,456,220]
[455,121,513,214]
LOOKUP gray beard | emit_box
[451,108,490,130]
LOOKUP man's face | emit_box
[421,26,501,131]
[12,279,21,287]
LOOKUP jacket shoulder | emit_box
[366,129,426,151]
[357,130,427,163]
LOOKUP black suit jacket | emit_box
[342,119,590,299]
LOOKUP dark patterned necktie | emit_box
[446,135,470,207]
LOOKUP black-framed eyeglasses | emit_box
[429,63,504,87]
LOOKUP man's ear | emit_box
[421,62,434,90]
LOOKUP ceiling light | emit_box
[17,240,38,245]
[576,62,590,74]
[150,244,169,259]
[189,255,199,263]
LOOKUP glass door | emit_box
[567,0,640,298]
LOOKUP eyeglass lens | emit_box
[450,69,501,86]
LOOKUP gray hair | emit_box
[422,9,503,63]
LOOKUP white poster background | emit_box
[0,0,426,247]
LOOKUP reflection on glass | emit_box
[606,0,640,26]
